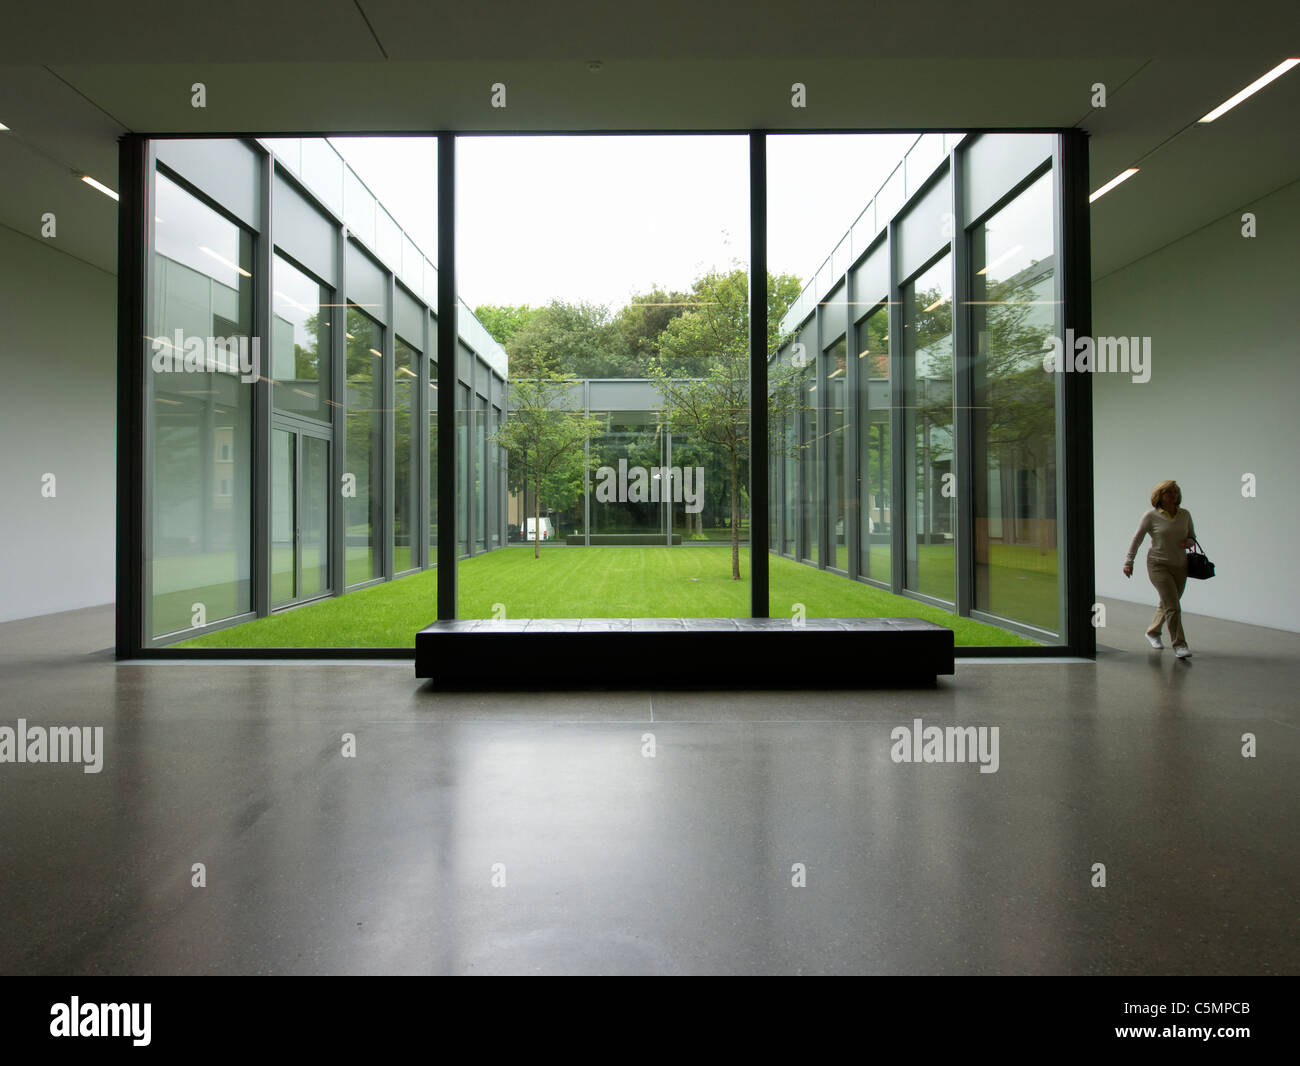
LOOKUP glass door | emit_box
[272,424,332,606]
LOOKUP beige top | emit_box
[1126,507,1196,567]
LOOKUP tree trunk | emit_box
[730,449,740,581]
[534,477,541,560]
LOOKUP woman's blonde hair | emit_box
[1151,480,1181,509]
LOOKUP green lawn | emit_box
[176,545,1038,649]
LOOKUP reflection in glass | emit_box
[394,338,418,573]
[149,171,254,637]
[345,307,383,586]
[428,361,438,555]
[826,339,847,570]
[904,253,954,603]
[271,428,295,606]
[857,303,890,582]
[971,171,1058,633]
[301,434,330,598]
[271,255,331,421]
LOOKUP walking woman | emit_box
[1124,480,1196,658]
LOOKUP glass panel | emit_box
[264,138,302,176]
[971,170,1058,633]
[826,339,847,570]
[907,133,946,195]
[344,166,376,249]
[301,434,330,599]
[488,407,501,548]
[459,133,748,614]
[801,361,819,563]
[856,303,890,582]
[394,338,418,572]
[428,359,438,556]
[271,255,331,421]
[475,395,487,552]
[377,207,402,269]
[149,171,254,638]
[301,138,343,215]
[456,383,468,557]
[878,164,905,227]
[903,253,954,603]
[271,428,296,606]
[345,307,383,586]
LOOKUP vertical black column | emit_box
[748,132,769,618]
[253,147,273,618]
[951,148,974,618]
[1058,130,1095,658]
[116,135,148,658]
[436,133,458,619]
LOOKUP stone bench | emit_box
[415,617,954,688]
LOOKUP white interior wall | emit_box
[0,225,117,623]
[1092,180,1300,633]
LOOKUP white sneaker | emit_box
[1146,634,1163,649]
[1175,645,1192,659]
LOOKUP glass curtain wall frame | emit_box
[759,131,1083,650]
[120,131,1089,657]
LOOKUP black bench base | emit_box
[415,618,954,689]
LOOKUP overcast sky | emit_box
[330,133,917,313]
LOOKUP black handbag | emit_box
[1186,539,1215,580]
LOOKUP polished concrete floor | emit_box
[0,600,1296,975]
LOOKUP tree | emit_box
[614,285,693,373]
[506,299,632,378]
[473,304,540,349]
[493,361,602,559]
[649,266,805,580]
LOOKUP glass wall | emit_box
[456,383,469,557]
[345,307,384,586]
[458,134,749,616]
[394,337,418,573]
[971,169,1058,634]
[134,132,1075,652]
[148,170,254,638]
[903,253,954,604]
[857,301,890,584]
[766,132,1067,646]
[271,255,331,421]
[474,395,487,553]
[825,338,847,572]
[428,360,439,557]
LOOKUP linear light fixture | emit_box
[1089,168,1139,203]
[0,121,9,131]
[369,348,383,358]
[922,296,948,313]
[81,175,119,201]
[199,245,252,278]
[1198,58,1299,123]
[976,243,1025,277]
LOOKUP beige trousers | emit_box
[1146,557,1188,648]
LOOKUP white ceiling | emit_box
[0,0,1296,279]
